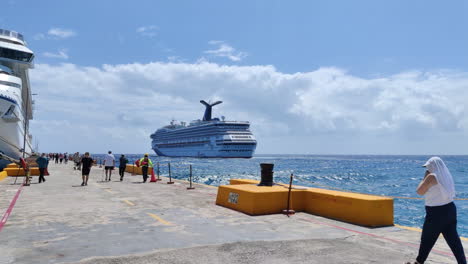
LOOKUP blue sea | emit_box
[95,154,468,237]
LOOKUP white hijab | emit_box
[423,157,456,199]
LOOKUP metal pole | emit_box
[282,173,295,216]
[167,162,174,184]
[21,91,29,158]
[157,162,160,180]
[187,164,194,190]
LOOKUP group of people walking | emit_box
[75,151,152,185]
[47,153,68,164]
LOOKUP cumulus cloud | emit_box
[42,49,69,59]
[136,25,158,37]
[29,62,468,154]
[34,28,76,40]
[204,41,247,62]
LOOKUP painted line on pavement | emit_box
[123,200,135,206]
[298,216,458,258]
[395,224,468,241]
[147,213,173,225]
[104,189,115,194]
[0,184,24,232]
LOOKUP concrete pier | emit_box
[0,162,466,263]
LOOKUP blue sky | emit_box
[2,0,468,154]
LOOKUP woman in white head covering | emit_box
[406,157,466,264]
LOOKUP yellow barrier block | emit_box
[4,167,40,176]
[216,184,306,215]
[0,171,8,181]
[6,163,19,168]
[217,179,394,227]
[125,165,153,175]
[305,188,393,227]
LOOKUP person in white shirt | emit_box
[103,151,115,181]
[406,157,466,264]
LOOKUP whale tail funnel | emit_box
[200,100,222,121]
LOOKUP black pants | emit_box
[417,202,466,264]
[142,166,148,182]
[38,168,46,183]
[119,167,125,178]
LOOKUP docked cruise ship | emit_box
[150,101,257,158]
[0,29,35,168]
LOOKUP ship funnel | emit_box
[200,100,222,121]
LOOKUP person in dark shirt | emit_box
[80,152,93,186]
[36,153,49,183]
[119,154,128,181]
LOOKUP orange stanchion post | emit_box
[167,162,174,184]
[187,164,195,190]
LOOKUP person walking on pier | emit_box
[138,154,153,183]
[119,154,128,181]
[81,152,93,186]
[406,157,466,264]
[73,152,81,170]
[104,151,115,181]
[36,153,49,183]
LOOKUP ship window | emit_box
[0,47,33,63]
[0,80,21,88]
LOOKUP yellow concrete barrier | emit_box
[216,184,306,215]
[4,167,40,176]
[125,165,153,175]
[305,188,393,227]
[216,179,393,227]
[6,163,18,168]
[0,171,8,181]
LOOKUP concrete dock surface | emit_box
[0,163,466,264]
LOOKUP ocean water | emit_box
[94,154,468,237]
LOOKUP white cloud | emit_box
[136,25,158,37]
[204,41,247,62]
[48,28,76,39]
[29,62,468,154]
[42,49,69,59]
[34,28,76,40]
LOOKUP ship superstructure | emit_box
[0,29,35,168]
[150,100,257,158]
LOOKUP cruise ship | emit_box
[151,100,257,158]
[0,29,35,168]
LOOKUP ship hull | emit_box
[152,144,256,158]
[0,118,31,169]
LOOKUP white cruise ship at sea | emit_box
[0,29,35,168]
[151,100,257,158]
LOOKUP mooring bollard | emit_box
[282,173,295,216]
[187,164,195,190]
[157,162,160,180]
[167,162,174,184]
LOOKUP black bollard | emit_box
[167,162,174,184]
[187,164,195,190]
[258,163,274,186]
[282,173,296,216]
